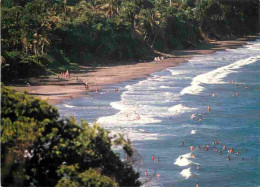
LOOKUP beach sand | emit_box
[12,37,258,105]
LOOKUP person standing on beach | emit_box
[152,155,155,161]
[65,70,70,79]
[84,81,89,89]
[154,57,158,64]
[145,170,148,176]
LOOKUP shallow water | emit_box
[57,40,260,187]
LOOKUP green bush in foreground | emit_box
[1,86,140,186]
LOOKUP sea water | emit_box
[57,40,260,187]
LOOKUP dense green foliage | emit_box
[1,86,140,186]
[1,0,258,82]
[193,0,259,39]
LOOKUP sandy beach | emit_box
[12,37,258,105]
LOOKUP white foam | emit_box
[180,168,192,179]
[160,86,172,89]
[168,104,196,114]
[180,56,260,95]
[64,104,75,108]
[191,130,197,134]
[174,153,192,167]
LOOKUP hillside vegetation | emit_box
[1,0,258,82]
[1,86,140,186]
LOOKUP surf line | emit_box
[180,56,260,95]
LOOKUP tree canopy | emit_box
[1,86,140,186]
[1,0,258,83]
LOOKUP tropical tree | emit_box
[1,86,141,186]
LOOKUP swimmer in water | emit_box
[199,118,202,122]
[208,106,211,111]
[192,154,195,158]
[190,145,194,151]
[157,158,160,163]
[180,142,184,146]
[157,173,161,178]
[213,147,217,151]
[228,147,234,154]
[196,165,200,170]
[198,146,201,151]
[212,93,215,97]
[191,114,196,120]
[244,86,248,89]
[228,156,231,161]
[219,150,222,155]
[196,182,199,187]
[236,151,239,155]
[204,145,209,151]
[151,155,155,161]
[145,170,148,176]
[223,145,227,150]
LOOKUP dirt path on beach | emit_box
[12,37,258,105]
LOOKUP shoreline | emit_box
[12,36,259,105]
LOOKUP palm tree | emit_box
[99,0,120,18]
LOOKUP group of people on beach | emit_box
[154,56,165,64]
[59,70,70,79]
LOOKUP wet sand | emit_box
[12,37,258,105]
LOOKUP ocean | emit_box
[57,40,260,187]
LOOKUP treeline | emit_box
[1,0,259,82]
[1,86,140,186]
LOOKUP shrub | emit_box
[1,86,140,186]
